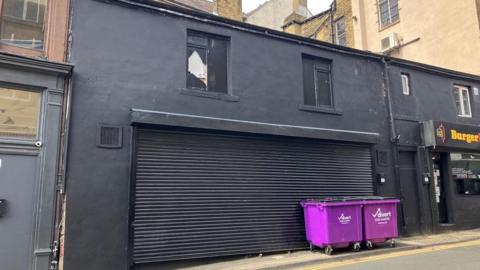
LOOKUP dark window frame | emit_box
[186,30,230,95]
[301,55,337,111]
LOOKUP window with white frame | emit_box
[378,0,399,28]
[334,17,346,46]
[401,73,410,95]
[453,85,472,117]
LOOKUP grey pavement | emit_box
[139,229,480,270]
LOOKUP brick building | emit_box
[286,0,480,75]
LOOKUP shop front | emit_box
[0,54,72,270]
[423,121,480,230]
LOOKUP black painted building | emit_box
[387,61,480,234]
[63,0,480,269]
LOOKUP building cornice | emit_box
[0,52,73,75]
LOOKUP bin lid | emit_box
[300,197,364,207]
[300,196,400,206]
[301,197,356,203]
[350,196,398,201]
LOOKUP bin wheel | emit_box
[390,239,396,248]
[353,243,361,252]
[366,241,373,250]
[325,245,333,255]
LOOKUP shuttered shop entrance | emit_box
[132,128,374,264]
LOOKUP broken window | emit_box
[302,56,333,108]
[187,31,228,93]
[0,0,47,49]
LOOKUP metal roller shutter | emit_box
[132,128,374,264]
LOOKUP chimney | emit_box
[292,0,309,17]
[293,0,308,12]
[213,0,243,21]
[282,0,308,35]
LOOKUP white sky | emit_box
[243,0,334,14]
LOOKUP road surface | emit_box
[300,239,480,270]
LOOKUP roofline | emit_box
[301,8,331,24]
[245,0,314,19]
[281,9,330,29]
[159,0,211,13]
[100,0,479,81]
[244,0,271,17]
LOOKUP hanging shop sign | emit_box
[423,120,480,150]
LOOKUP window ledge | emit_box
[179,88,239,102]
[299,104,342,115]
[378,20,400,32]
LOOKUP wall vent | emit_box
[97,124,123,149]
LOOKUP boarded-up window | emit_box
[0,87,41,139]
[187,31,228,93]
[302,56,333,108]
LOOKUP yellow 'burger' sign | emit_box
[450,130,480,144]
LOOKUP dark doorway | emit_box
[399,151,421,235]
[432,153,449,224]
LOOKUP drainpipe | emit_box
[51,5,75,270]
[51,74,72,270]
[381,57,407,234]
[329,1,335,43]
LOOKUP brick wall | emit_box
[332,0,354,47]
[214,0,242,21]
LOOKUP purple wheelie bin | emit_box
[362,198,400,249]
[301,199,363,255]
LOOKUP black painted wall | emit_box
[64,0,480,269]
[388,63,480,232]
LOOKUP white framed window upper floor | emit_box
[378,0,399,29]
[334,17,346,46]
[453,85,472,118]
[401,73,410,95]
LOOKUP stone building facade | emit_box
[287,0,480,75]
[245,0,312,31]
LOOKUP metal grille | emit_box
[97,124,122,148]
[132,128,374,264]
